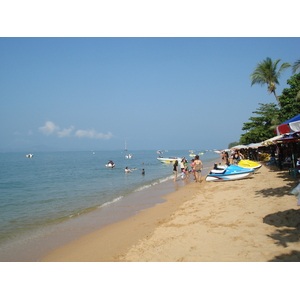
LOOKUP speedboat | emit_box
[206,165,255,182]
[26,154,33,158]
[157,157,181,163]
[125,154,132,159]
[105,162,115,168]
[238,159,261,169]
[157,150,163,154]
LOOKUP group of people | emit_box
[221,150,244,165]
[124,166,145,175]
[173,155,203,183]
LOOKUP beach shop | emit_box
[230,114,300,178]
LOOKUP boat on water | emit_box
[26,154,33,158]
[238,159,261,169]
[125,154,132,159]
[105,161,115,168]
[157,157,181,163]
[206,164,255,182]
[157,150,163,154]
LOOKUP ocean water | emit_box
[0,150,220,261]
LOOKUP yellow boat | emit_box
[157,157,181,163]
[238,159,261,169]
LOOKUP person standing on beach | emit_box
[238,150,244,161]
[224,151,229,165]
[173,160,178,182]
[221,151,226,164]
[180,158,185,173]
[233,151,240,165]
[184,159,190,178]
[190,159,196,181]
[194,155,203,183]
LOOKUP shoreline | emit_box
[41,179,202,262]
[0,166,205,262]
[1,155,214,262]
[41,164,300,262]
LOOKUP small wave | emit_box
[158,175,173,183]
[133,175,173,193]
[98,195,124,208]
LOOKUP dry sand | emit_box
[41,164,300,262]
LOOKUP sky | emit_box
[1,1,299,292]
[0,1,299,152]
[1,37,299,151]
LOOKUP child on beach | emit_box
[184,159,189,178]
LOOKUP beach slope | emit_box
[41,165,300,262]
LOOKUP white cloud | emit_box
[75,129,112,139]
[57,126,74,138]
[39,121,59,135]
[38,122,112,140]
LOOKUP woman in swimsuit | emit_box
[194,155,203,183]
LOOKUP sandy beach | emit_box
[41,164,300,262]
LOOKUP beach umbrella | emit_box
[274,131,300,143]
[262,132,300,146]
[276,114,300,135]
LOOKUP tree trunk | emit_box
[273,90,282,108]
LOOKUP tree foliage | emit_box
[233,59,300,147]
[228,141,239,148]
[292,59,300,74]
[239,103,279,145]
[278,73,300,122]
[250,57,291,108]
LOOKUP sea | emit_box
[0,149,220,261]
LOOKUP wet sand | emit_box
[41,165,300,262]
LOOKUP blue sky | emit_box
[1,37,299,151]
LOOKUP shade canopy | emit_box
[262,131,300,145]
[276,114,300,135]
[230,142,263,150]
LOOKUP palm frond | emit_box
[292,59,300,74]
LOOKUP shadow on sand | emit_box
[259,167,300,261]
[256,166,297,198]
[263,209,300,261]
[268,250,300,262]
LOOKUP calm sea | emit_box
[0,150,220,261]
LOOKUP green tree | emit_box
[278,73,300,122]
[240,103,279,145]
[292,59,300,74]
[228,141,239,148]
[250,57,291,108]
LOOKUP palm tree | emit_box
[292,59,300,74]
[250,57,291,108]
[292,59,300,101]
